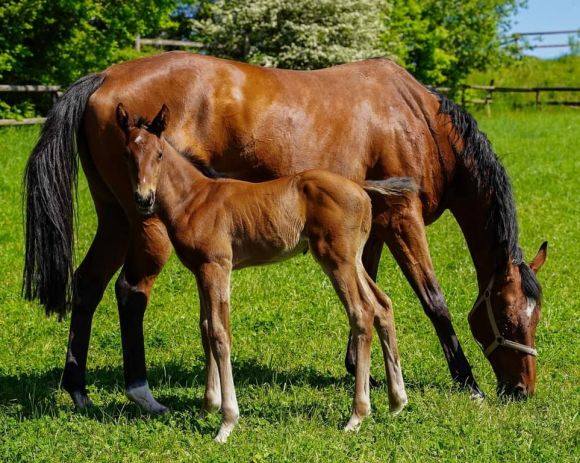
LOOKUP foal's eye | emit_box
[157,151,163,160]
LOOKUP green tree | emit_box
[382,0,525,87]
[194,0,387,70]
[0,0,193,85]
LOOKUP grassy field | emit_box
[0,109,578,462]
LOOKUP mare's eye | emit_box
[157,151,163,160]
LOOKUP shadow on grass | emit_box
[0,357,453,426]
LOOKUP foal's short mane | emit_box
[435,93,541,300]
[133,115,223,180]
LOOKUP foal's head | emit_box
[469,243,547,399]
[116,103,170,215]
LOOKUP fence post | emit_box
[485,79,494,116]
[135,34,141,52]
[535,90,541,109]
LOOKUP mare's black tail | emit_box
[22,73,105,318]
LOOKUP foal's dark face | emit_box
[116,103,169,215]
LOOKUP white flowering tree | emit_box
[194,0,388,69]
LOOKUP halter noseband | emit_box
[468,275,538,358]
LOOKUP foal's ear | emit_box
[116,103,130,133]
[149,104,170,136]
[529,241,548,274]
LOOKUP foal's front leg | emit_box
[197,285,222,414]
[197,262,239,443]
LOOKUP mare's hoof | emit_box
[126,382,169,414]
[70,390,93,409]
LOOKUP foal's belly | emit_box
[232,236,308,269]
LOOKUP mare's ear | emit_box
[529,241,548,274]
[149,104,170,136]
[116,103,130,133]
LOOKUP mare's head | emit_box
[116,103,170,215]
[469,242,547,400]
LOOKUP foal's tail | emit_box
[363,177,419,196]
[23,73,105,318]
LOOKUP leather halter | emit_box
[468,275,538,358]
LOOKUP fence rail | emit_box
[0,84,62,126]
[135,36,204,51]
[457,82,580,112]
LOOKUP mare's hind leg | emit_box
[345,235,382,387]
[364,275,407,413]
[116,217,172,413]
[63,201,128,408]
[379,198,483,398]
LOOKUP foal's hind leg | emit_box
[63,201,128,408]
[364,275,407,414]
[345,235,382,387]
[310,239,374,431]
[116,217,172,413]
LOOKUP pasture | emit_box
[0,109,578,461]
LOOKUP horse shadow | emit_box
[0,357,446,425]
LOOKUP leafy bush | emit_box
[194,0,386,70]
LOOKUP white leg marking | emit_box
[126,382,168,414]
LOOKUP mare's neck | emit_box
[449,184,501,293]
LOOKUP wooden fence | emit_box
[457,81,580,113]
[0,84,62,126]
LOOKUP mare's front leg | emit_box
[115,217,172,413]
[379,198,484,398]
[196,261,239,443]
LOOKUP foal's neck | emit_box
[156,142,212,220]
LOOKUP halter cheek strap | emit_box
[468,275,538,358]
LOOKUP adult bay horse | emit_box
[23,52,547,411]
[116,102,413,441]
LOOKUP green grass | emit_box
[0,109,578,462]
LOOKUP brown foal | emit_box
[116,103,415,442]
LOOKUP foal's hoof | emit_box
[126,382,169,414]
[70,390,93,409]
[389,396,408,415]
[214,423,236,443]
[343,416,363,433]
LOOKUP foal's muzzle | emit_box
[134,191,156,215]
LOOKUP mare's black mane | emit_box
[435,92,542,300]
